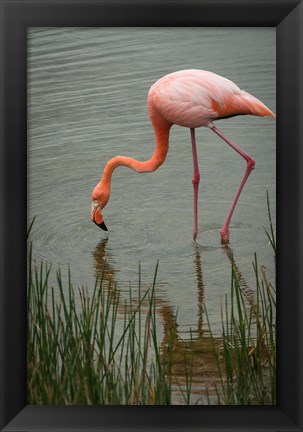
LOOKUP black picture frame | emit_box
[0,0,302,431]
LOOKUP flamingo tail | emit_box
[240,91,276,118]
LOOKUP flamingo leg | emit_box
[211,125,255,245]
[190,128,200,241]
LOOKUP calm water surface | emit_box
[28,28,276,351]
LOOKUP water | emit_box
[27,28,276,343]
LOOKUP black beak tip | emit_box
[99,221,108,231]
[93,220,108,231]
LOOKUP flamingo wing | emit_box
[148,69,275,128]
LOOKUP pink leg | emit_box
[190,128,200,241]
[211,125,255,245]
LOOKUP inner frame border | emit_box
[0,1,302,431]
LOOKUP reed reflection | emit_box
[158,245,223,403]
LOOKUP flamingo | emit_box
[91,69,275,244]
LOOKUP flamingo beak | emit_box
[91,201,108,231]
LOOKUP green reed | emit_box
[27,251,188,405]
[206,191,276,405]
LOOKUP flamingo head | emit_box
[91,199,108,231]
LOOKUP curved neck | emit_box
[97,120,171,199]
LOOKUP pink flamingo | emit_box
[91,69,275,244]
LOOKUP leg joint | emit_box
[247,158,255,171]
[192,173,200,185]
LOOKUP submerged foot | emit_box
[220,229,230,245]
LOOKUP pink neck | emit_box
[95,119,171,205]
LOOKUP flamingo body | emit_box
[91,69,275,243]
[148,70,274,128]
